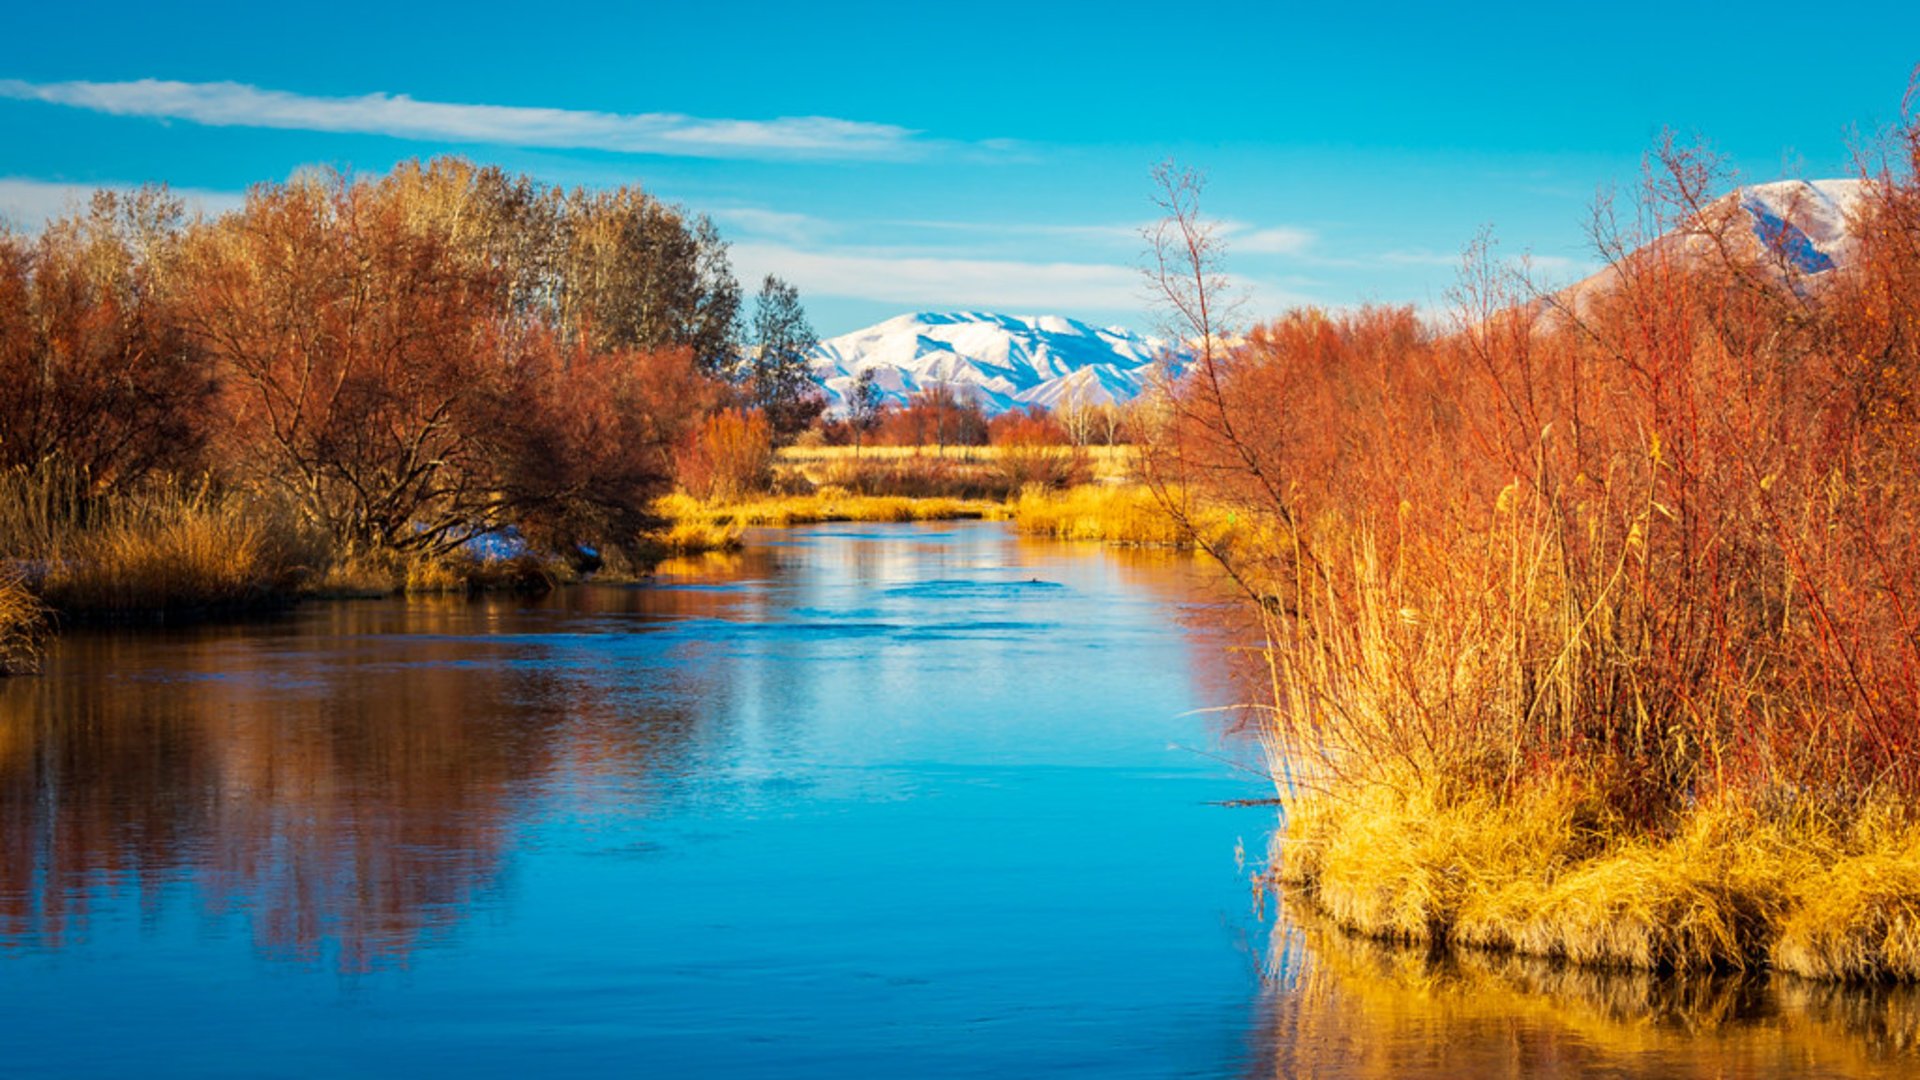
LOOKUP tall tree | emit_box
[749,274,824,439]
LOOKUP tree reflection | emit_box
[0,596,708,972]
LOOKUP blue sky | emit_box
[1,1,1914,336]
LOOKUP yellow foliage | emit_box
[40,489,292,614]
[653,491,996,530]
[1281,769,1920,979]
[0,570,45,674]
[1004,484,1246,549]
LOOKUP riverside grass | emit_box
[0,569,44,674]
[652,490,998,530]
[1,466,569,617]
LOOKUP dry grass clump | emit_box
[1004,484,1244,547]
[1774,825,1920,982]
[1280,773,1920,978]
[634,516,745,559]
[36,486,301,616]
[307,544,560,597]
[0,569,46,674]
[655,490,995,529]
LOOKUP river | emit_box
[1,522,1913,1077]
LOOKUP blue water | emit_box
[7,521,1910,1078]
[0,522,1276,1077]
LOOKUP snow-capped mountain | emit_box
[1556,178,1870,314]
[808,312,1173,414]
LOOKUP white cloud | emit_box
[730,242,1151,312]
[0,77,930,161]
[1221,223,1316,256]
[0,176,242,229]
[708,207,836,246]
[731,239,1322,323]
[885,219,1152,244]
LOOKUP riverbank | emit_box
[1275,772,1920,980]
[0,477,1209,672]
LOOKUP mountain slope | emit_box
[1556,178,1871,315]
[807,312,1172,414]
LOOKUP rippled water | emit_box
[2,522,1913,1078]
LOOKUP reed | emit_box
[0,569,45,674]
[28,481,304,618]
[655,490,996,528]
[1004,484,1225,547]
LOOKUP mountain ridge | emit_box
[807,311,1172,415]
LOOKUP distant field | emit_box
[777,444,1138,484]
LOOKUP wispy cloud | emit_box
[884,218,1151,244]
[1220,223,1316,256]
[707,207,837,246]
[730,240,1319,322]
[0,175,242,229]
[730,242,1151,312]
[0,77,934,161]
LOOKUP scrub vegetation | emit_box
[1140,109,1920,980]
[0,157,824,639]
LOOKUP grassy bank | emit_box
[1276,772,1920,979]
[1,467,575,627]
[653,490,998,530]
[1002,483,1248,549]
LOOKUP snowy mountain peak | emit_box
[809,311,1173,414]
[1554,177,1873,316]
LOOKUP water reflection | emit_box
[0,604,581,970]
[1256,901,1920,1077]
[0,524,1244,984]
[22,522,1902,1076]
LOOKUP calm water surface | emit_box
[1,522,1914,1077]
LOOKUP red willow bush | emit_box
[1145,129,1920,822]
[1,158,738,578]
[675,408,774,502]
[0,190,213,487]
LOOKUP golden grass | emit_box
[635,517,745,559]
[307,545,560,597]
[38,490,297,616]
[1276,771,1920,980]
[0,569,46,675]
[654,490,997,528]
[781,442,1135,473]
[1003,483,1253,550]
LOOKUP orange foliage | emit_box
[1148,127,1920,813]
[874,385,990,448]
[988,405,1071,447]
[676,408,774,502]
[0,190,212,485]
